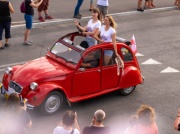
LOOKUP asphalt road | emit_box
[0,10,180,134]
[9,0,174,22]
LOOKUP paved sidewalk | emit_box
[10,0,175,23]
[11,6,178,30]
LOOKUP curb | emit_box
[11,6,177,30]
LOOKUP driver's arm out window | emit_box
[81,50,101,69]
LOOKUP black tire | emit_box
[39,91,63,115]
[119,86,136,96]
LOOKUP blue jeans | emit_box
[85,37,97,47]
[74,0,84,16]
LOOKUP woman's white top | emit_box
[53,126,80,134]
[100,25,115,42]
[87,19,101,38]
[97,0,109,6]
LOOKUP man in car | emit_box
[80,51,100,68]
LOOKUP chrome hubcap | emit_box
[123,86,134,94]
[45,95,60,113]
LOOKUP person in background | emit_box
[0,0,14,49]
[137,0,144,12]
[174,0,180,9]
[53,110,80,134]
[124,115,138,134]
[144,0,149,9]
[94,15,124,67]
[24,0,43,45]
[125,105,158,134]
[3,93,32,134]
[74,8,101,47]
[97,0,109,22]
[82,109,110,134]
[148,0,156,8]
[144,0,156,9]
[73,0,84,19]
[89,0,94,11]
[38,0,53,22]
[174,108,180,131]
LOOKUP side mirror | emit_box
[79,68,85,72]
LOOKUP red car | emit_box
[0,32,143,115]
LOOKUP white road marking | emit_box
[160,67,180,73]
[0,61,26,72]
[135,53,144,57]
[142,59,161,65]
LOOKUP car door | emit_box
[101,49,121,90]
[72,49,101,96]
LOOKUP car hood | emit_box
[12,57,71,85]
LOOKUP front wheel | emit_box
[39,91,63,115]
[119,86,136,96]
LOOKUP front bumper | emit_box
[0,83,34,109]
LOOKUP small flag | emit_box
[130,35,137,54]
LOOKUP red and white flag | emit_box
[130,35,137,54]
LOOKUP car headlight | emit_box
[5,67,13,75]
[30,82,38,90]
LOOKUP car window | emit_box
[121,47,133,62]
[51,42,81,65]
[103,50,116,66]
[80,50,101,69]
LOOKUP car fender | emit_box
[25,83,67,107]
[119,66,143,88]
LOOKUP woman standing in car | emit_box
[74,8,101,48]
[0,0,14,49]
[94,15,124,67]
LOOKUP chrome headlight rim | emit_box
[30,82,38,90]
[5,67,13,75]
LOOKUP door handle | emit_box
[97,69,101,72]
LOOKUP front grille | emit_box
[9,81,23,93]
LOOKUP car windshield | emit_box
[50,42,82,65]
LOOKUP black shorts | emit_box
[0,21,11,40]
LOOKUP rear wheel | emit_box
[119,86,136,96]
[39,91,63,115]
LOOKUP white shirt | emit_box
[97,0,109,6]
[87,19,101,38]
[53,126,80,134]
[100,25,116,42]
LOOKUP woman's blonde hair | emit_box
[136,105,156,126]
[105,15,117,29]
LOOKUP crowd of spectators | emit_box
[1,93,180,134]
